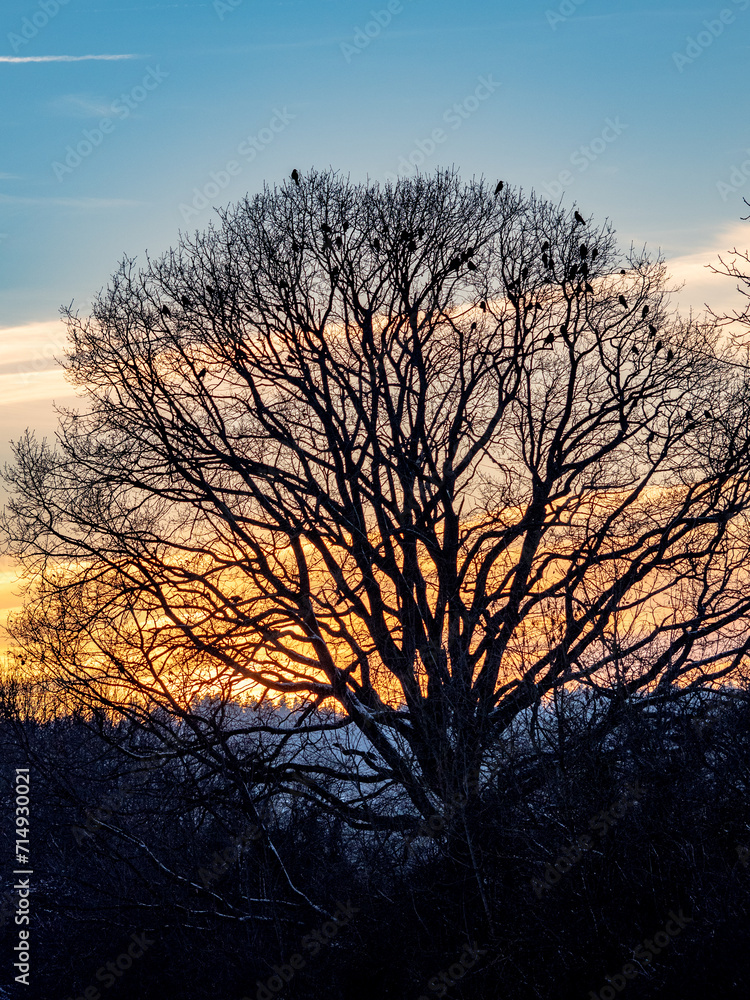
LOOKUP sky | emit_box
[1,0,749,626]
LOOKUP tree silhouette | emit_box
[5,167,750,851]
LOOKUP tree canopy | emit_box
[4,168,750,831]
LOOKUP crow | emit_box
[418,227,425,238]
[335,236,343,248]
[161,305,171,318]
[579,244,588,258]
[647,431,656,442]
[541,241,550,252]
[470,321,477,331]
[495,180,504,195]
[181,296,191,309]
[480,300,487,312]
[521,265,529,280]
[342,221,350,231]
[632,346,639,355]
[545,331,555,344]
[619,295,628,309]
[667,348,674,361]
[585,282,594,294]
[648,324,657,338]
[408,240,417,252]
[704,410,711,419]
[467,261,478,271]
[685,411,693,421]
[560,323,568,334]
[291,169,300,186]
[197,368,207,379]
[542,253,549,268]
[574,210,585,225]
[642,305,650,318]
[655,340,663,352]
[569,264,579,278]
[620,269,627,275]
[373,238,381,252]
[206,285,214,296]
[591,248,598,259]
[321,222,332,234]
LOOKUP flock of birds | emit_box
[153,171,680,394]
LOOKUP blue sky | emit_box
[0,0,749,621]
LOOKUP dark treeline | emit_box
[2,679,750,999]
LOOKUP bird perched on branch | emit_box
[495,180,504,195]
[197,368,207,380]
[161,305,171,318]
[181,296,191,309]
[291,169,300,186]
[642,305,649,318]
[619,295,628,309]
[574,210,585,225]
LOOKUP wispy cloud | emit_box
[50,93,116,118]
[0,54,142,64]
[0,194,144,208]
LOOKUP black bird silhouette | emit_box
[632,346,639,355]
[470,321,477,331]
[321,222,332,234]
[161,305,171,318]
[569,264,578,278]
[335,236,343,248]
[545,331,555,344]
[541,241,550,252]
[667,348,674,361]
[655,340,663,352]
[647,431,656,442]
[521,265,529,280]
[372,238,381,251]
[581,262,589,277]
[418,227,425,238]
[704,410,711,419]
[574,210,585,225]
[291,169,300,186]
[197,368,207,379]
[401,230,411,242]
[467,261,477,271]
[342,221,350,231]
[408,240,417,252]
[619,295,628,309]
[579,244,588,258]
[648,324,657,337]
[591,248,598,259]
[542,253,549,268]
[181,295,191,309]
[495,180,504,195]
[206,285,214,296]
[279,278,289,289]
[585,282,594,294]
[560,324,568,335]
[480,300,487,312]
[620,269,627,275]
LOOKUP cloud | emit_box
[0,54,142,63]
[0,194,144,208]
[50,93,116,118]
[666,221,750,318]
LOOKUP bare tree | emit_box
[4,167,750,847]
